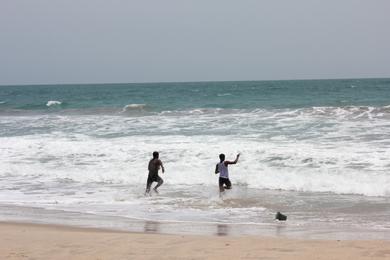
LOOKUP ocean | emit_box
[1,78,390,239]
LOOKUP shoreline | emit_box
[1,221,390,260]
[1,203,390,241]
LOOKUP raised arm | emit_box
[224,154,240,165]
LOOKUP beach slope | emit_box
[1,222,390,260]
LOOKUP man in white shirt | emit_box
[215,153,240,192]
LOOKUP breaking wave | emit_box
[121,103,147,112]
[46,100,62,107]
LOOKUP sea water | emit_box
[1,79,390,238]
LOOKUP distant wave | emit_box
[159,108,233,116]
[121,104,147,113]
[157,105,390,119]
[3,103,390,119]
[46,100,62,107]
[301,106,390,120]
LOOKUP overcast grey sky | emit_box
[1,0,389,85]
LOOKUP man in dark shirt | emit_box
[145,151,165,195]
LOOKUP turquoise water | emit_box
[1,78,390,112]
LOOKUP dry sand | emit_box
[1,222,390,260]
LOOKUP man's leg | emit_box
[219,178,225,193]
[145,177,153,195]
[224,179,232,190]
[153,176,164,193]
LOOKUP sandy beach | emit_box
[2,0,390,259]
[1,222,390,260]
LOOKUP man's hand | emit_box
[233,153,240,164]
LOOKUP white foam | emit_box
[46,100,62,107]
[1,131,389,197]
[1,105,390,198]
[1,119,390,230]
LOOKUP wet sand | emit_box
[1,222,390,260]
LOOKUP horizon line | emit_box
[1,76,389,87]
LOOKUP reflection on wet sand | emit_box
[144,221,160,233]
[216,224,230,236]
[275,223,286,236]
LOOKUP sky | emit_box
[1,0,390,85]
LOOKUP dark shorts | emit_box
[219,177,231,188]
[147,174,163,187]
